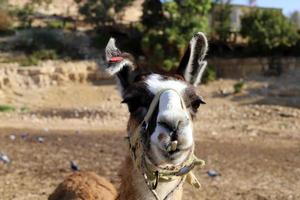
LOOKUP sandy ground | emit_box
[0,71,300,200]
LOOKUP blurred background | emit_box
[0,0,299,199]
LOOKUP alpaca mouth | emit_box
[168,146,190,156]
[168,148,180,155]
[157,144,192,160]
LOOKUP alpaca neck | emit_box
[118,156,183,200]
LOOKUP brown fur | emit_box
[117,156,138,200]
[48,171,117,200]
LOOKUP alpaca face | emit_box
[123,73,204,167]
[105,32,208,168]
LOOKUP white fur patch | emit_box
[105,38,135,76]
[145,74,188,95]
[159,90,183,111]
[192,60,207,86]
[185,32,208,81]
[105,60,134,75]
[184,36,196,82]
[105,38,120,61]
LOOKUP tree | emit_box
[241,9,299,52]
[0,0,11,31]
[14,0,53,28]
[141,0,164,29]
[0,0,8,10]
[211,0,232,42]
[75,0,133,27]
[141,0,211,71]
[290,11,300,29]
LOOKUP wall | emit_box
[208,57,300,78]
[0,61,110,90]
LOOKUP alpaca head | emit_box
[105,33,208,169]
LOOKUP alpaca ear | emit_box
[176,32,208,86]
[105,38,138,95]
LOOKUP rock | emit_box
[207,169,220,177]
[249,130,258,137]
[28,68,41,76]
[211,131,218,136]
[219,89,231,96]
[70,161,80,171]
[253,111,260,116]
[279,113,295,118]
[9,134,16,140]
[0,153,10,164]
[37,136,45,143]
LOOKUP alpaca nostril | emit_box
[170,131,178,142]
[158,133,167,142]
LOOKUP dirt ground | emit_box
[0,70,300,200]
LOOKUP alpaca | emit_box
[49,32,208,200]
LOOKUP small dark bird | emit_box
[21,133,29,140]
[70,161,80,171]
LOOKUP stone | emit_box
[70,161,80,171]
[207,170,220,177]
[0,153,10,164]
[37,136,45,143]
[9,134,16,140]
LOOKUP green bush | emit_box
[241,9,299,53]
[141,0,211,71]
[202,64,217,84]
[46,20,74,30]
[13,0,53,28]
[14,3,34,28]
[13,28,64,53]
[20,49,58,66]
[46,20,64,29]
[76,0,133,27]
[0,0,8,9]
[233,80,245,93]
[91,32,111,49]
[20,106,29,112]
[20,55,39,66]
[0,104,15,112]
[13,28,87,60]
[32,49,58,60]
